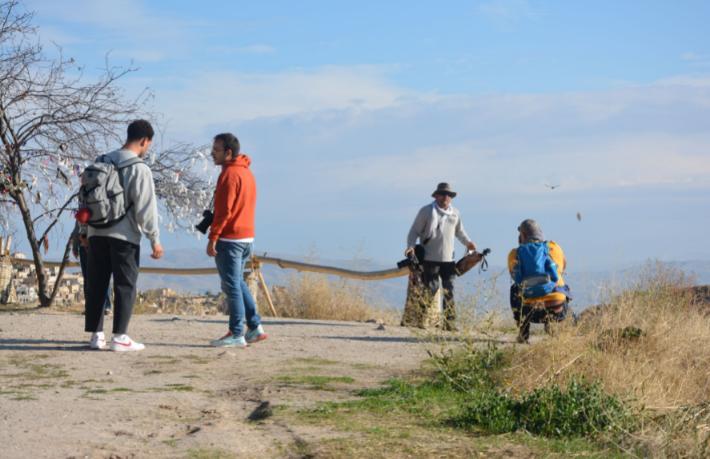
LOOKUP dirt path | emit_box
[0,310,433,458]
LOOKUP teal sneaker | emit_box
[245,325,268,344]
[210,332,248,348]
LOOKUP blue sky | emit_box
[17,0,710,271]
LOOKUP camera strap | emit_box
[208,192,215,210]
[422,221,441,246]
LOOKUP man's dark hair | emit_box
[214,133,240,158]
[126,119,155,142]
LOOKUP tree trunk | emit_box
[13,190,51,307]
[47,234,73,306]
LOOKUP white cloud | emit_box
[26,0,201,61]
[129,64,710,210]
[476,0,539,25]
[234,44,276,54]
[318,134,710,198]
[196,72,710,206]
[681,51,710,67]
[151,65,410,138]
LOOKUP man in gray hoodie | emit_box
[81,120,163,351]
[405,182,476,331]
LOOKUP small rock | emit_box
[376,324,386,331]
[106,370,113,376]
[247,401,273,421]
[171,316,181,321]
[187,425,201,435]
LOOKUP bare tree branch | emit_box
[0,1,212,307]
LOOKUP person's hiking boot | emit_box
[110,334,145,352]
[210,332,248,348]
[245,325,268,344]
[89,332,106,350]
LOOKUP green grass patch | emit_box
[291,357,338,366]
[1,358,69,380]
[186,447,235,459]
[149,383,194,392]
[276,374,355,390]
[350,362,380,370]
[288,344,634,456]
[84,388,108,395]
[162,438,178,448]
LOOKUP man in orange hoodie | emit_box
[206,133,267,347]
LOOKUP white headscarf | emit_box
[422,201,454,243]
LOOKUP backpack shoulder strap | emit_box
[513,246,524,283]
[114,156,144,210]
[544,241,560,282]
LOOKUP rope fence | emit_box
[6,254,409,317]
[8,255,409,281]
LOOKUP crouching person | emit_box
[206,133,267,348]
[508,219,572,343]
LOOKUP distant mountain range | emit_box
[133,247,710,313]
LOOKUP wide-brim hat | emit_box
[432,182,457,198]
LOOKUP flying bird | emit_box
[576,212,582,222]
[545,183,560,190]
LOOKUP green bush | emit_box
[452,389,518,433]
[452,378,633,437]
[520,378,631,437]
[430,346,633,438]
[430,343,508,392]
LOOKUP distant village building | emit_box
[0,255,12,303]
[0,251,84,305]
[0,236,13,303]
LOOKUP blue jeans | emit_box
[214,241,261,336]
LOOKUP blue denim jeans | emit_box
[214,241,261,337]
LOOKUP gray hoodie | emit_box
[85,148,161,247]
[406,202,472,263]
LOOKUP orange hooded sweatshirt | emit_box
[208,155,256,242]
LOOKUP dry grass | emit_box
[268,272,398,323]
[497,262,710,457]
[33,271,397,324]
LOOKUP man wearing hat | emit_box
[507,219,572,343]
[405,182,477,330]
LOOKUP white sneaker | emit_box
[89,332,107,350]
[110,334,145,352]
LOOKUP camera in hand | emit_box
[195,210,214,234]
[397,244,426,269]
